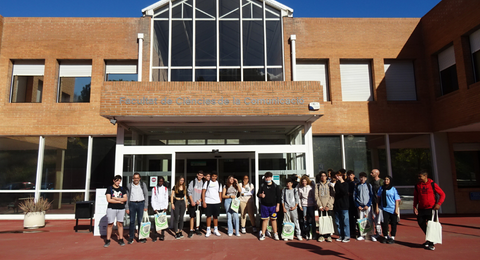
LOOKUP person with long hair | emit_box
[376,175,401,244]
[222,175,242,236]
[334,169,350,242]
[297,175,316,240]
[315,171,335,242]
[239,174,257,234]
[171,176,187,239]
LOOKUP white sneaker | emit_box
[214,229,221,236]
[259,235,265,241]
[273,233,280,241]
[371,235,378,242]
[357,236,365,241]
[228,233,232,237]
[205,229,211,238]
[236,232,241,237]
[284,238,289,241]
[298,236,303,241]
[336,237,343,242]
[241,228,246,234]
[266,230,271,237]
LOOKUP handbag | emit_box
[426,210,442,244]
[195,206,200,227]
[357,216,374,237]
[231,197,240,213]
[282,213,295,240]
[139,214,151,239]
[318,210,334,235]
[155,212,168,231]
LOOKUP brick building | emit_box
[0,0,479,219]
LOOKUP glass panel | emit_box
[243,21,264,66]
[90,137,116,189]
[59,77,91,103]
[266,21,282,66]
[220,69,241,81]
[344,135,387,177]
[106,74,137,81]
[265,5,281,18]
[195,69,217,81]
[196,21,216,66]
[220,21,240,66]
[188,139,206,145]
[43,137,88,190]
[123,154,173,188]
[184,0,193,18]
[455,151,480,188]
[220,0,240,18]
[473,50,480,83]
[389,134,432,186]
[153,21,169,67]
[0,193,35,214]
[313,136,342,173]
[171,2,182,18]
[11,76,43,103]
[259,153,306,188]
[42,192,84,214]
[397,187,414,210]
[154,5,169,18]
[171,21,193,66]
[267,68,283,81]
[218,158,249,183]
[171,69,192,81]
[243,68,264,81]
[196,0,216,18]
[152,69,168,82]
[440,65,459,96]
[242,0,263,19]
[0,137,38,190]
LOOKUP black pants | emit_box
[382,211,398,237]
[417,208,434,235]
[348,207,358,238]
[172,200,186,233]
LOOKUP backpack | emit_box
[153,185,167,196]
[416,181,439,203]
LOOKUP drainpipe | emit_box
[137,33,144,82]
[290,35,297,81]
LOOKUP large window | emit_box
[470,28,480,83]
[58,61,92,103]
[10,61,44,103]
[454,143,480,188]
[340,60,373,101]
[437,45,458,96]
[151,0,284,82]
[384,60,417,101]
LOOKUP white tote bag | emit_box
[195,206,201,227]
[426,210,442,244]
[282,213,295,240]
[155,212,168,231]
[231,198,240,213]
[318,211,334,235]
[139,214,151,240]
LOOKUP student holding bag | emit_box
[239,175,257,234]
[171,177,187,239]
[376,176,400,244]
[281,178,302,241]
[151,176,168,242]
[222,175,242,236]
[315,171,335,242]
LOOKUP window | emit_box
[105,60,138,81]
[470,28,480,83]
[384,60,417,101]
[340,60,373,101]
[58,61,92,103]
[453,143,480,188]
[151,0,284,82]
[296,60,329,101]
[10,61,44,103]
[438,46,458,96]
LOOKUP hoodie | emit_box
[413,178,446,210]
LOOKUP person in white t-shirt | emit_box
[202,172,223,237]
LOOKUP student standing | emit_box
[347,170,359,239]
[315,171,335,242]
[104,175,128,247]
[239,175,257,234]
[202,172,223,237]
[223,175,242,236]
[353,172,374,241]
[187,170,204,238]
[257,172,281,241]
[297,175,316,240]
[414,170,446,251]
[151,176,168,242]
[334,169,350,243]
[281,178,302,241]
[376,176,401,244]
[171,177,187,239]
[369,169,384,241]
[126,172,149,244]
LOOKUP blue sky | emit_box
[1,0,442,18]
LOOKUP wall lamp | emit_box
[110,117,117,126]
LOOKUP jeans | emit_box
[302,206,315,237]
[224,198,240,235]
[335,210,350,239]
[128,201,145,240]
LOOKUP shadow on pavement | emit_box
[286,242,354,260]
[394,240,424,249]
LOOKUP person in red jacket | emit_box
[413,170,446,251]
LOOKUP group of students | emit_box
[103,168,445,251]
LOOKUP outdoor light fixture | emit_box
[110,117,117,125]
[212,149,219,153]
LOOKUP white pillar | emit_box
[84,136,93,201]
[137,33,144,82]
[290,35,297,81]
[305,122,314,177]
[34,136,45,202]
[115,127,125,179]
[341,134,346,169]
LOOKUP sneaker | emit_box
[140,239,146,243]
[127,239,134,245]
[336,237,344,242]
[214,229,221,236]
[326,237,332,242]
[104,239,110,248]
[318,236,325,242]
[205,229,211,238]
[387,238,395,244]
[371,235,378,242]
[179,232,184,238]
[188,231,194,238]
[426,244,435,251]
[422,241,430,248]
[195,229,202,236]
[298,236,303,241]
[259,235,266,241]
[266,230,271,237]
[274,233,280,241]
[342,238,350,243]
[357,236,365,241]
[228,233,233,237]
[152,237,157,242]
[118,239,125,246]
[381,237,387,244]
[252,227,257,233]
[236,232,241,237]
[175,233,181,240]
[284,238,289,241]
[159,234,165,241]
[241,227,247,234]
